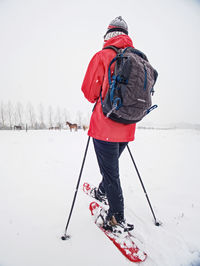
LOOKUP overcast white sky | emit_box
[0,0,200,125]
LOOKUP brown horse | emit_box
[82,125,88,131]
[66,121,78,132]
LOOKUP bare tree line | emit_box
[0,101,89,130]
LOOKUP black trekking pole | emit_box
[127,145,161,226]
[61,136,91,240]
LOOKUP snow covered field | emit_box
[0,128,200,266]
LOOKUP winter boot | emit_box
[101,212,134,233]
[93,187,108,205]
[109,215,134,233]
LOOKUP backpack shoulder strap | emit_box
[103,46,148,60]
[103,45,120,54]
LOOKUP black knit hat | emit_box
[104,16,128,38]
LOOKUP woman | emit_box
[81,16,136,232]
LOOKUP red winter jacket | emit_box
[81,35,136,142]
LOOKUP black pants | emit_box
[93,138,128,221]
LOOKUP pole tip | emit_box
[61,234,71,240]
[155,221,162,226]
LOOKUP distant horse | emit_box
[49,126,54,130]
[54,126,61,130]
[82,125,88,131]
[66,121,78,132]
[14,125,22,130]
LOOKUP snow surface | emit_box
[0,129,200,266]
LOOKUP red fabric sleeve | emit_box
[81,52,105,103]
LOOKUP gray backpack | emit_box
[101,46,158,124]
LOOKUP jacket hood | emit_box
[103,35,134,49]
